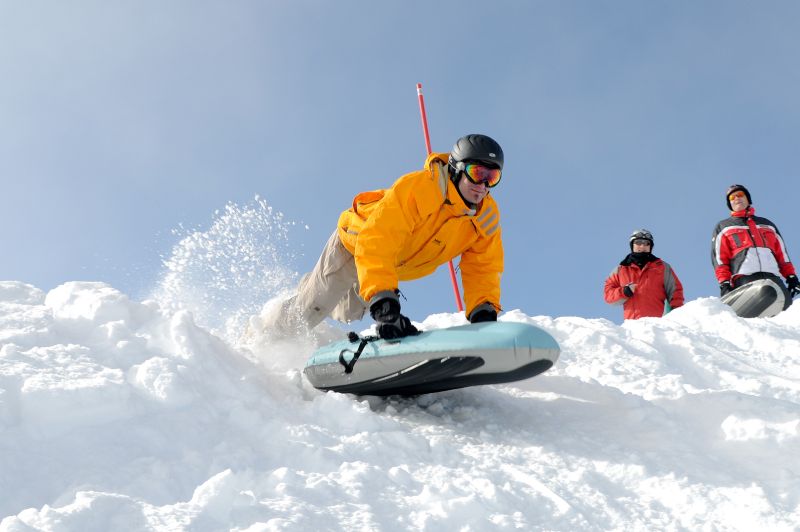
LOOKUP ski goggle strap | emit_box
[463,163,502,188]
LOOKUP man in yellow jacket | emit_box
[261,134,504,339]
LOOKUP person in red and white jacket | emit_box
[604,229,684,319]
[711,184,799,298]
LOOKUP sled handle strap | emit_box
[338,333,379,373]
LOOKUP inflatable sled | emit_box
[303,321,560,396]
[721,275,793,318]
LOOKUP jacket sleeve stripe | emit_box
[477,206,500,235]
[481,212,498,231]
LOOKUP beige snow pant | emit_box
[262,230,367,335]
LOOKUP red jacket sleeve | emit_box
[604,267,627,305]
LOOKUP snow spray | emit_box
[152,196,305,342]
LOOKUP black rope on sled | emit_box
[339,332,379,374]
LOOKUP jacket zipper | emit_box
[746,214,765,273]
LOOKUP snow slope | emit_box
[1,280,799,531]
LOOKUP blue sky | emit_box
[2,1,799,324]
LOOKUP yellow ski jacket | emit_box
[337,152,504,317]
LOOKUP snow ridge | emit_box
[1,281,799,531]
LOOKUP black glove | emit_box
[622,284,635,298]
[469,302,498,323]
[719,281,733,297]
[369,291,419,340]
[787,275,800,296]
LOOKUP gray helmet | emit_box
[629,229,654,250]
[448,134,504,174]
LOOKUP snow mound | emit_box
[1,282,799,530]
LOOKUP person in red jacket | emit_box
[711,184,799,299]
[604,229,684,319]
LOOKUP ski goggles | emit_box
[728,191,747,201]
[463,163,502,188]
[632,239,652,246]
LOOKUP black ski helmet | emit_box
[725,184,752,210]
[448,134,504,175]
[629,229,654,251]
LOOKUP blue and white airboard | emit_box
[304,321,560,396]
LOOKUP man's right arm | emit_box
[711,223,733,284]
[604,267,627,306]
[353,183,417,303]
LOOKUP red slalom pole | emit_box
[416,83,433,155]
[416,83,464,312]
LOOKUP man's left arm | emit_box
[769,226,797,279]
[460,229,503,321]
[770,225,799,294]
[664,262,685,309]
